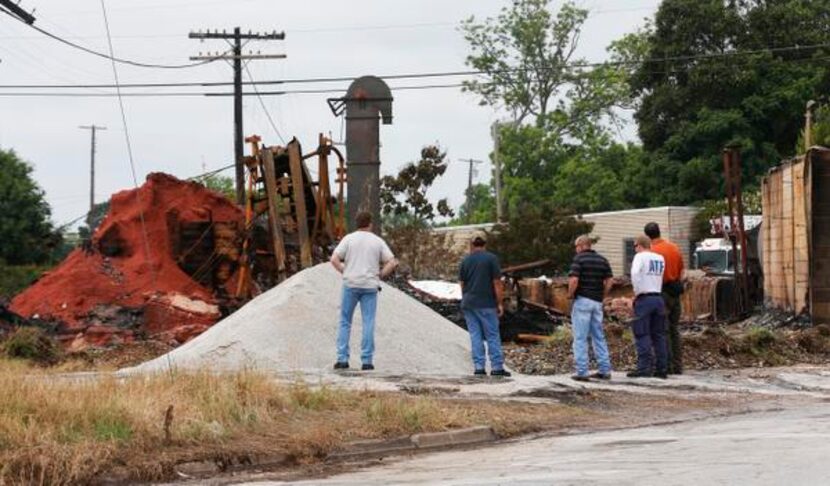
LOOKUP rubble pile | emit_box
[10,173,243,350]
[505,315,830,375]
[125,263,473,376]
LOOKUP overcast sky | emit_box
[0,0,658,227]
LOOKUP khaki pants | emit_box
[661,291,683,373]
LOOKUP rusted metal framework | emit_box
[235,134,346,295]
[722,146,751,315]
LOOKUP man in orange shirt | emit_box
[644,222,684,374]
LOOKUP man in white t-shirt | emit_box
[330,211,398,371]
[628,234,668,379]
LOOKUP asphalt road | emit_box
[247,403,830,486]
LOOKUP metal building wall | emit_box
[761,149,829,318]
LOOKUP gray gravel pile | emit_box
[123,263,473,375]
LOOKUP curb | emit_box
[98,427,497,482]
[411,426,497,449]
[170,452,291,480]
[328,425,497,461]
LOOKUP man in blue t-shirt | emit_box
[458,233,511,377]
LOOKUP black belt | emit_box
[636,292,661,298]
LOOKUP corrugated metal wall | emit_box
[761,149,830,318]
[809,149,830,322]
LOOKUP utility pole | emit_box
[79,124,107,224]
[189,28,285,205]
[805,100,817,153]
[490,122,504,222]
[459,158,484,223]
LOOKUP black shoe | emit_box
[361,364,374,371]
[668,369,683,375]
[590,372,612,380]
[333,362,349,370]
[491,369,512,377]
[474,369,487,376]
[654,371,668,379]
[571,374,590,382]
[626,370,653,378]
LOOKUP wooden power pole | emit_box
[189,28,285,205]
[490,122,504,222]
[459,158,484,223]
[79,124,106,223]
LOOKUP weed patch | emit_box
[0,364,582,484]
[1,327,62,364]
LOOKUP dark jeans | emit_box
[633,295,668,375]
[662,290,683,373]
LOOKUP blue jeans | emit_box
[463,308,504,371]
[633,295,668,374]
[336,286,378,365]
[571,296,612,376]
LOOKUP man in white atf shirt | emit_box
[627,234,668,379]
[330,211,398,371]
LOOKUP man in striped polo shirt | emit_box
[567,235,613,382]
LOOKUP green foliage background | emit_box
[454,0,830,224]
[0,149,61,266]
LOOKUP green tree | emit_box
[462,0,627,133]
[456,183,496,224]
[0,149,61,265]
[198,174,235,201]
[550,143,650,213]
[379,145,459,278]
[796,103,830,152]
[487,202,593,271]
[462,0,642,217]
[628,0,830,204]
[380,145,454,224]
[494,123,648,215]
[77,201,111,241]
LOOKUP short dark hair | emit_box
[644,222,661,239]
[472,236,487,247]
[355,211,372,229]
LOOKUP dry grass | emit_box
[0,360,585,485]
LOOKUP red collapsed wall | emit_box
[10,173,244,349]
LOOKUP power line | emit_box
[0,70,476,89]
[4,41,830,100]
[99,0,155,283]
[244,63,286,144]
[189,27,286,204]
[2,40,830,91]
[0,82,473,97]
[0,6,228,69]
[187,163,235,181]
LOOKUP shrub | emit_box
[744,326,777,350]
[544,326,572,347]
[0,264,48,298]
[1,327,62,364]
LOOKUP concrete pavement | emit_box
[232,367,830,486]
[247,404,830,486]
